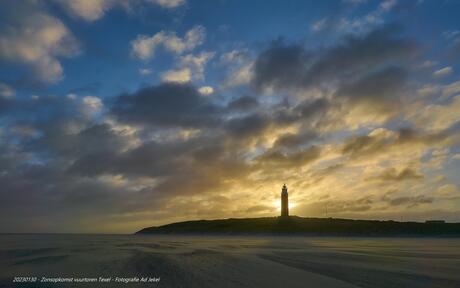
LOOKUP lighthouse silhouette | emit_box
[281,184,289,217]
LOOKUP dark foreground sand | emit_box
[1,234,460,288]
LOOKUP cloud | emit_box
[246,205,275,213]
[311,18,328,32]
[178,52,215,79]
[57,0,185,22]
[131,26,205,60]
[269,98,329,127]
[162,51,215,83]
[66,130,251,213]
[0,82,15,98]
[379,0,397,11]
[0,96,13,115]
[335,65,407,113]
[0,95,166,232]
[111,82,222,128]
[437,184,459,196]
[55,0,118,22]
[220,49,249,64]
[385,195,433,207]
[376,167,423,181]
[442,30,460,40]
[2,12,460,232]
[441,30,460,58]
[227,96,259,111]
[252,43,309,91]
[442,80,460,97]
[256,146,321,168]
[273,132,317,149]
[147,0,186,9]
[139,68,152,75]
[336,0,399,34]
[419,60,438,68]
[340,127,450,162]
[408,95,460,131]
[252,25,417,94]
[198,86,214,95]
[0,3,80,83]
[161,67,191,82]
[224,62,254,88]
[432,66,453,77]
[224,114,270,138]
[82,96,103,115]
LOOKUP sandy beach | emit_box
[1,234,460,287]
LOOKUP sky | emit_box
[0,0,460,233]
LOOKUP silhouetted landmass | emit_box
[136,216,460,236]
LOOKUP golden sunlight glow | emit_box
[272,200,297,211]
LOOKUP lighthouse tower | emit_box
[281,184,289,217]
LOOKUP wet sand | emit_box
[1,234,460,287]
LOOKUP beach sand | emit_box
[1,234,459,287]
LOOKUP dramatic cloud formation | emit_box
[0,0,459,233]
[111,82,222,127]
[252,25,417,92]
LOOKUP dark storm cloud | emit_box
[0,82,256,210]
[224,114,270,138]
[111,82,222,128]
[0,91,252,232]
[223,98,329,142]
[293,98,329,118]
[33,123,125,160]
[69,137,174,176]
[252,25,417,96]
[0,95,98,139]
[0,153,138,232]
[135,138,250,197]
[68,138,191,178]
[252,43,310,91]
[68,130,252,199]
[335,66,407,106]
[0,95,174,232]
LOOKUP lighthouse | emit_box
[281,184,289,217]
